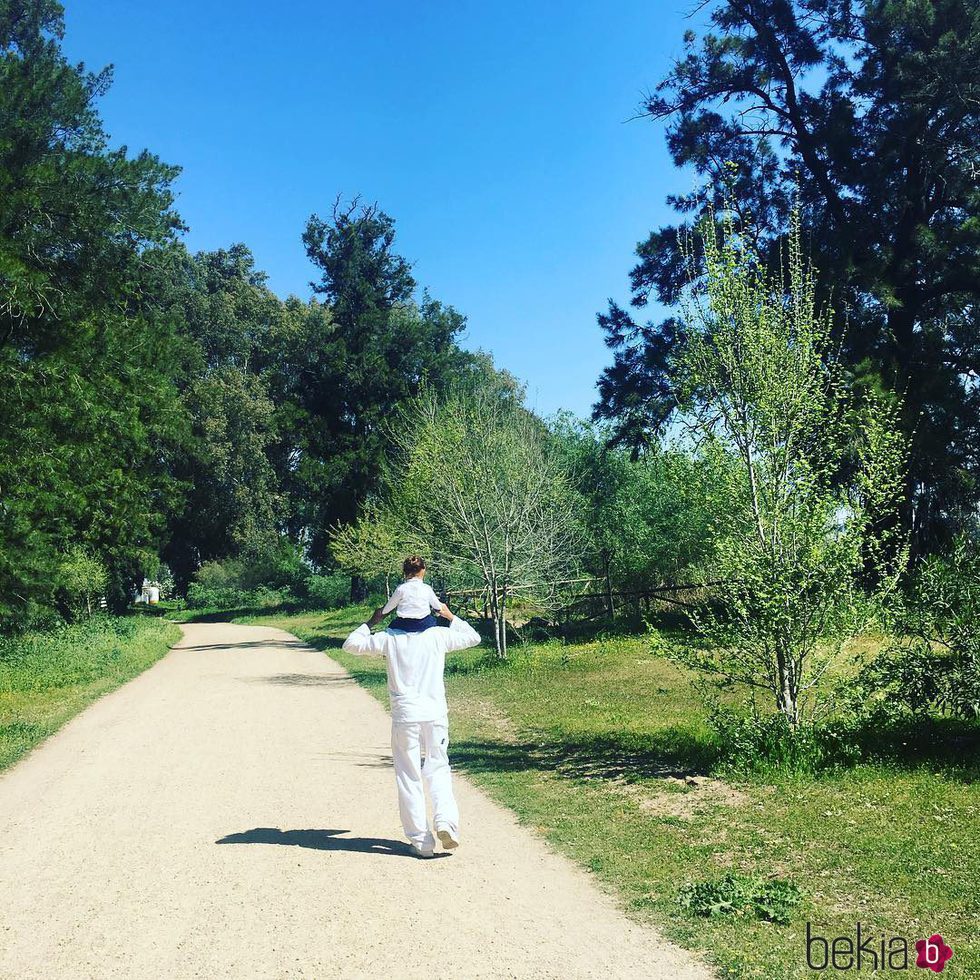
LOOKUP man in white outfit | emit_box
[342,604,481,858]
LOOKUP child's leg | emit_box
[390,722,432,848]
[421,721,459,834]
[389,615,437,632]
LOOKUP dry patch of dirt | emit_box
[613,774,749,821]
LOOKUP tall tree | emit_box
[286,200,465,563]
[161,245,291,590]
[0,0,187,623]
[333,386,582,658]
[672,207,905,727]
[595,0,980,554]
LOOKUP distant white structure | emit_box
[135,580,162,605]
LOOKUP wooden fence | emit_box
[443,578,725,625]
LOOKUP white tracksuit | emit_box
[342,616,481,848]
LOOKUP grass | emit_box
[0,614,180,772]
[241,604,980,979]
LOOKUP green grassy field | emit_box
[0,615,181,772]
[246,605,979,979]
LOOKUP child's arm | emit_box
[380,584,403,617]
[426,584,446,616]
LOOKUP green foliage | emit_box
[303,573,352,611]
[289,200,468,562]
[551,416,727,593]
[678,873,801,925]
[186,559,245,609]
[672,205,906,726]
[330,502,406,586]
[183,547,349,612]
[161,245,292,590]
[596,0,980,554]
[56,547,108,620]
[0,615,169,691]
[848,537,980,721]
[706,703,860,775]
[185,553,299,610]
[0,1,189,624]
[333,383,583,656]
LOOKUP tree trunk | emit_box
[487,584,503,658]
[499,585,508,659]
[602,552,615,618]
[775,648,799,728]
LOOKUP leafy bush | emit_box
[56,547,108,620]
[848,537,980,721]
[304,573,351,610]
[678,872,801,924]
[707,703,860,774]
[240,541,310,595]
[185,582,293,611]
[670,204,906,729]
[192,559,245,593]
[185,550,311,610]
[185,582,251,610]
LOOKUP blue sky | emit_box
[63,0,702,418]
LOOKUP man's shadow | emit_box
[216,827,449,859]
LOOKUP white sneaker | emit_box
[410,832,436,858]
[435,824,459,850]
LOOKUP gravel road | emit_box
[0,621,713,979]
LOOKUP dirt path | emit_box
[0,622,713,979]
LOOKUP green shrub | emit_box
[249,585,294,608]
[678,872,802,924]
[185,552,306,610]
[848,537,980,722]
[240,541,310,595]
[304,573,351,610]
[185,582,250,610]
[707,703,860,774]
[185,582,295,611]
[56,547,108,620]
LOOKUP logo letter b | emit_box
[807,924,829,970]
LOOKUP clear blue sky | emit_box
[63,0,702,418]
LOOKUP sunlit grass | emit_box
[0,616,180,772]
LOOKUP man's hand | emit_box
[367,607,384,629]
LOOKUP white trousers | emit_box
[390,720,459,848]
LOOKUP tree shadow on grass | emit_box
[850,716,980,780]
[301,633,346,650]
[452,728,719,783]
[216,827,448,859]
